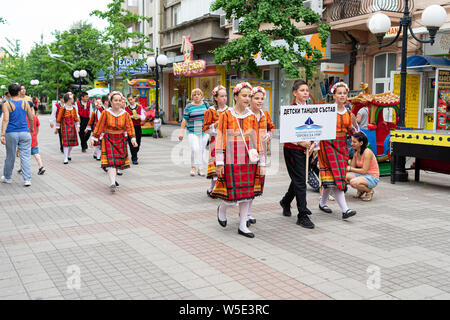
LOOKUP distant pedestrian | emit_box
[85,98,105,161]
[1,83,34,186]
[76,92,92,153]
[18,108,45,175]
[125,94,145,165]
[55,93,80,164]
[178,88,209,177]
[346,132,379,201]
[50,94,65,153]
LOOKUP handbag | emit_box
[235,116,259,163]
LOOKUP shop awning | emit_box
[404,55,450,68]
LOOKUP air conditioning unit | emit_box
[304,0,324,17]
[232,17,243,34]
[220,14,230,28]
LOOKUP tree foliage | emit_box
[90,0,153,90]
[210,0,330,80]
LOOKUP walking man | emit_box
[125,94,145,165]
[1,83,35,186]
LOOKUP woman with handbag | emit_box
[212,82,264,238]
[246,86,274,226]
[203,85,228,198]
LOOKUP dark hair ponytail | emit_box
[354,132,368,155]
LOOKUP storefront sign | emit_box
[94,81,108,88]
[174,36,206,76]
[424,31,450,56]
[117,58,149,74]
[438,69,450,90]
[280,104,337,143]
[320,63,346,74]
[384,26,400,38]
[254,33,331,66]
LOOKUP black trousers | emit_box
[281,147,309,217]
[57,128,63,152]
[128,125,142,162]
[79,117,90,150]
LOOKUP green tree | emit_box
[0,38,31,86]
[91,0,153,90]
[210,0,330,80]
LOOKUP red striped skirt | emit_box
[101,133,130,169]
[61,117,78,147]
[318,135,349,191]
[211,139,257,202]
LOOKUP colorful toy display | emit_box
[127,79,157,135]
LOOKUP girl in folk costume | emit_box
[212,82,265,238]
[85,98,104,161]
[202,85,228,198]
[318,82,359,219]
[55,93,80,164]
[90,92,137,192]
[49,94,65,153]
[246,86,275,226]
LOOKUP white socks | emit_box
[218,201,233,221]
[108,167,116,186]
[333,189,349,213]
[63,147,70,161]
[239,201,251,233]
[247,200,254,221]
[321,186,349,213]
[208,177,217,193]
[95,146,101,159]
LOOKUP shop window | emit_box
[263,69,271,80]
[373,52,396,94]
[172,4,181,26]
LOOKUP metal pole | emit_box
[155,49,160,120]
[394,0,410,182]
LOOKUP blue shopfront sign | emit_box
[96,58,149,80]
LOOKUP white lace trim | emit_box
[106,108,126,117]
[230,107,253,119]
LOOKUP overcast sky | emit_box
[0,0,110,55]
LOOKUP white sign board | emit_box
[280,104,337,143]
[321,63,345,73]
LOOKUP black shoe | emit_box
[319,204,332,214]
[132,160,138,165]
[115,181,120,188]
[246,220,251,228]
[102,167,108,172]
[238,228,255,238]
[296,215,315,229]
[280,200,291,217]
[38,167,46,175]
[342,209,357,220]
[117,171,123,176]
[64,160,68,165]
[303,208,312,216]
[93,155,96,159]
[217,205,227,228]
[248,217,256,224]
[207,190,217,199]
[17,169,22,174]
[82,149,87,153]
[96,158,101,161]
[68,157,72,161]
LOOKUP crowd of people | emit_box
[1,79,380,239]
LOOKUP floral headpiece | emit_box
[233,82,253,94]
[211,85,226,96]
[251,86,266,98]
[330,82,349,94]
[109,91,124,101]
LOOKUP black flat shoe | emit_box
[102,167,108,172]
[68,157,72,161]
[342,209,357,220]
[115,181,120,188]
[217,206,227,228]
[64,161,68,165]
[238,228,255,238]
[117,171,123,176]
[280,200,291,217]
[248,218,256,224]
[93,155,96,159]
[319,204,332,214]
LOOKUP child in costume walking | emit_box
[212,82,264,238]
[90,92,137,192]
[85,98,105,161]
[55,93,80,164]
[203,85,228,198]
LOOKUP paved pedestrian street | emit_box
[0,115,449,300]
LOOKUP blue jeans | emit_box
[3,131,32,181]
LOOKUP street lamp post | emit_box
[73,70,87,98]
[30,80,39,97]
[147,48,168,139]
[1,85,5,96]
[368,3,447,182]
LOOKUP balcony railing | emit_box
[329,0,412,21]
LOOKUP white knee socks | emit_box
[239,201,251,233]
[108,167,116,186]
[208,177,217,193]
[218,200,233,221]
[247,200,254,221]
[94,146,101,159]
[63,147,70,161]
[320,187,332,207]
[333,189,349,213]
